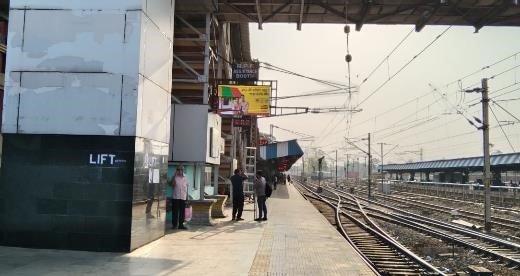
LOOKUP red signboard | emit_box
[232,117,251,127]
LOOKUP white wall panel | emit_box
[3,0,174,140]
[138,78,170,143]
[1,72,21,133]
[120,75,139,136]
[206,113,221,165]
[7,10,140,76]
[17,72,122,135]
[142,16,172,92]
[145,0,175,41]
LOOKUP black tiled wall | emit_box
[130,137,168,251]
[0,134,135,252]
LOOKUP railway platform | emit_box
[0,183,376,275]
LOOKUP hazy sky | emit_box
[250,24,520,165]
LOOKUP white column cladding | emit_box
[3,0,175,144]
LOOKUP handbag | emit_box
[184,202,192,221]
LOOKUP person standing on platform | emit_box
[171,165,188,230]
[287,174,291,184]
[273,174,278,190]
[254,171,268,221]
[230,169,247,221]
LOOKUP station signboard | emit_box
[232,62,259,81]
[217,85,271,116]
[233,117,251,127]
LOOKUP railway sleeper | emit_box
[378,269,422,275]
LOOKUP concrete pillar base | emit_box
[189,199,217,225]
[205,195,228,218]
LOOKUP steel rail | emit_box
[298,182,445,275]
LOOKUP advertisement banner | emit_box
[217,85,271,116]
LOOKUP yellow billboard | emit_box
[217,85,271,116]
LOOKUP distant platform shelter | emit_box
[258,140,303,173]
[382,152,520,174]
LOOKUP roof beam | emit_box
[312,1,346,19]
[473,0,511,32]
[355,0,371,31]
[255,0,263,29]
[446,0,478,26]
[370,6,415,23]
[264,0,294,22]
[415,5,440,32]
[297,0,305,30]
[223,1,257,22]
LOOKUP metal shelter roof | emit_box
[382,152,520,172]
[259,139,304,172]
[260,139,304,160]
[216,0,520,32]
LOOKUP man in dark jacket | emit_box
[230,169,247,221]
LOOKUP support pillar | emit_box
[0,0,175,252]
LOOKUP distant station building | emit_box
[380,152,520,185]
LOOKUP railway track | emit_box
[372,183,520,214]
[388,190,520,222]
[320,184,520,271]
[295,182,445,275]
[353,186,520,235]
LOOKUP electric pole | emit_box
[357,157,360,180]
[302,156,305,178]
[464,78,491,232]
[317,156,324,193]
[482,79,491,232]
[368,133,372,199]
[335,150,338,187]
[346,155,349,180]
[380,143,384,190]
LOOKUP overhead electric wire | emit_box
[379,116,441,140]
[260,62,348,89]
[445,51,520,87]
[386,115,465,145]
[466,81,520,107]
[490,105,516,152]
[492,101,520,123]
[275,88,346,100]
[360,27,415,86]
[495,97,520,102]
[346,51,520,136]
[399,124,502,149]
[355,26,452,108]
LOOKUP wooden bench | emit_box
[189,199,217,225]
[205,195,228,218]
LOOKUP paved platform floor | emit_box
[0,183,376,276]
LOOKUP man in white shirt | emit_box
[171,165,188,229]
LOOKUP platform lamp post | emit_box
[317,156,325,193]
[464,78,492,232]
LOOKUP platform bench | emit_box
[189,199,217,225]
[205,195,228,218]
